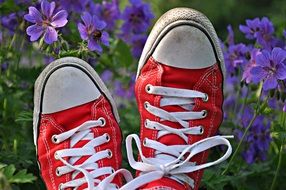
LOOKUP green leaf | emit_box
[0,164,7,170]
[9,169,36,184]
[2,165,16,179]
[1,165,36,184]
[15,111,33,123]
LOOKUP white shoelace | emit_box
[124,85,233,189]
[52,119,133,190]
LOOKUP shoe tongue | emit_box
[48,100,97,189]
[160,63,208,89]
[157,63,208,147]
[148,63,210,190]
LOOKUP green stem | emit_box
[271,111,286,189]
[222,112,258,175]
[8,33,17,49]
[222,87,264,175]
[270,139,284,190]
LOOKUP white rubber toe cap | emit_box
[42,66,101,114]
[153,25,216,69]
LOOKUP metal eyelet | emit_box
[99,117,106,127]
[143,138,147,146]
[56,168,61,177]
[202,110,208,118]
[105,133,110,142]
[203,93,209,102]
[51,135,59,144]
[58,183,63,190]
[144,101,149,109]
[145,84,152,93]
[200,126,204,134]
[144,120,148,128]
[107,149,113,158]
[54,152,59,160]
[111,168,115,173]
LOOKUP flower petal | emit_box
[44,26,58,44]
[250,66,267,83]
[263,76,278,91]
[24,7,42,23]
[81,12,92,26]
[88,38,102,53]
[93,15,106,30]
[101,31,109,46]
[26,24,44,41]
[51,10,68,27]
[41,0,55,18]
[256,50,271,67]
[276,63,286,80]
[271,47,286,65]
[77,23,88,40]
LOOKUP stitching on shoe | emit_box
[92,97,105,175]
[102,97,120,177]
[41,116,71,187]
[42,125,57,190]
[137,59,159,158]
[192,63,220,186]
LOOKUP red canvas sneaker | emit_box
[33,57,132,190]
[125,8,233,190]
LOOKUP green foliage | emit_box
[0,164,36,184]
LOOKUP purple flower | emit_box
[226,25,234,45]
[78,12,109,53]
[114,80,127,98]
[0,31,2,43]
[130,34,147,58]
[1,62,9,72]
[236,107,271,164]
[250,47,286,91]
[1,13,18,34]
[283,104,286,112]
[101,70,113,82]
[242,48,261,84]
[59,0,90,13]
[120,0,154,41]
[242,117,271,164]
[239,18,260,40]
[114,74,136,99]
[268,98,277,109]
[224,43,249,74]
[223,95,236,119]
[43,56,55,65]
[256,17,275,49]
[24,0,68,44]
[240,17,276,49]
[89,0,120,30]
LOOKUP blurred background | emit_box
[148,0,286,40]
[1,0,286,190]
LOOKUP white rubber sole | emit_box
[33,57,120,147]
[136,7,226,79]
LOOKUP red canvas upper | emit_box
[37,96,122,190]
[135,57,224,190]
